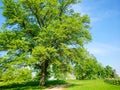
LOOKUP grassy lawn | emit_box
[64,80,120,90]
[0,81,44,90]
[0,80,120,90]
[0,80,66,90]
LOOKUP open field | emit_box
[0,80,120,90]
[64,80,120,90]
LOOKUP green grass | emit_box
[0,80,43,90]
[64,80,120,90]
[0,80,66,90]
[0,80,120,90]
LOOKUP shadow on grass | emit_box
[0,80,42,90]
[45,80,67,87]
[64,83,84,89]
[0,80,67,90]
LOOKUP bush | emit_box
[104,78,120,85]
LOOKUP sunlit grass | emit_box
[0,80,120,90]
[64,80,120,90]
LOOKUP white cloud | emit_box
[72,2,120,23]
[91,10,120,23]
[87,47,106,55]
[90,17,99,23]
[86,42,120,55]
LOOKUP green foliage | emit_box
[0,0,92,85]
[0,67,32,84]
[105,78,120,85]
[0,50,32,84]
[104,65,117,78]
[74,53,104,80]
[74,52,118,80]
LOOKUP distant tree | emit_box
[0,0,91,86]
[75,54,105,80]
[104,65,117,78]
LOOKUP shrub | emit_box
[104,78,120,85]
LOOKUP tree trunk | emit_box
[39,61,49,86]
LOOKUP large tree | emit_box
[0,0,92,85]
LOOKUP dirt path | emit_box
[44,84,70,90]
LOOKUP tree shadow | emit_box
[45,80,67,87]
[0,80,42,90]
[64,83,84,89]
[0,80,67,90]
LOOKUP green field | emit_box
[64,80,120,90]
[0,80,120,90]
[0,80,66,90]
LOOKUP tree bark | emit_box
[39,61,49,86]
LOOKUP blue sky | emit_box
[73,0,120,75]
[0,0,120,75]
